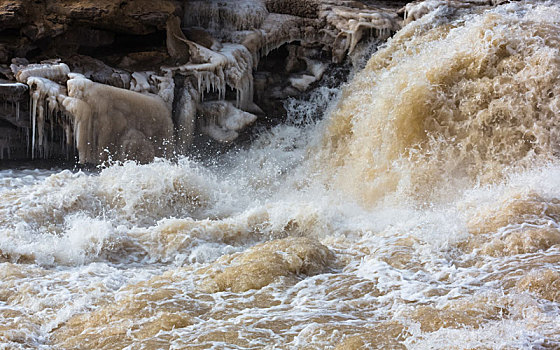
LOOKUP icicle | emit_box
[49,111,54,143]
[31,93,38,159]
[175,81,198,152]
[37,103,45,155]
[199,73,204,96]
[25,128,29,157]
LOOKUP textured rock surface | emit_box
[0,0,410,163]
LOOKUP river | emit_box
[1,1,560,349]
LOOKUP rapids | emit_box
[2,1,560,349]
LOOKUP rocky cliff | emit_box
[0,0,413,163]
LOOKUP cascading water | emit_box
[2,1,560,349]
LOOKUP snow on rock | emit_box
[289,74,318,92]
[152,72,175,108]
[0,82,28,102]
[183,0,403,64]
[130,72,154,94]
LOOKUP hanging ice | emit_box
[63,74,174,164]
[175,81,199,152]
[221,43,254,109]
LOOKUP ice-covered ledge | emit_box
[0,0,411,164]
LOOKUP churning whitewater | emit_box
[2,1,560,349]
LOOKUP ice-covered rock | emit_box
[63,74,173,163]
[130,72,154,94]
[26,76,67,158]
[66,55,131,89]
[0,82,28,102]
[0,0,417,163]
[198,101,258,142]
[13,62,70,84]
[184,0,269,33]
[175,81,199,152]
[402,0,498,24]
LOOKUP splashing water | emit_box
[2,1,560,349]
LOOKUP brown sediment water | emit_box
[2,1,560,349]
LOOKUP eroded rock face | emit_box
[265,0,320,18]
[0,0,410,164]
[42,0,180,36]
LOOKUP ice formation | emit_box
[221,44,254,109]
[289,75,317,92]
[0,82,27,121]
[0,82,28,101]
[289,56,328,91]
[130,72,154,94]
[67,55,131,89]
[63,74,173,163]
[12,62,70,84]
[198,101,257,142]
[0,0,413,163]
[175,81,198,152]
[184,0,269,33]
[7,64,171,162]
[152,72,176,108]
[165,40,254,110]
[325,4,400,55]
[26,77,67,159]
[7,61,176,163]
[167,40,227,101]
[403,0,500,23]
[9,62,74,158]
